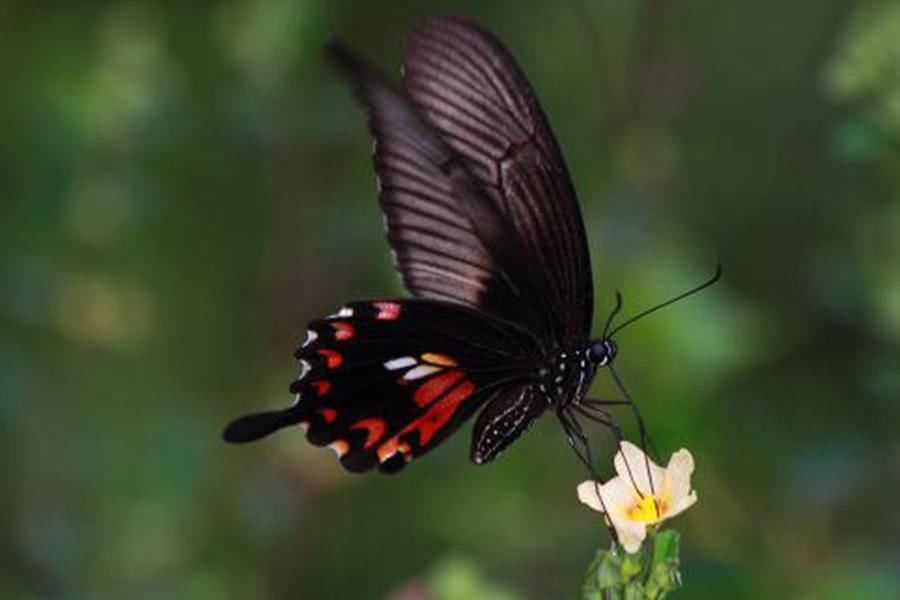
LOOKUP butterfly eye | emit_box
[606,340,618,361]
[589,339,617,366]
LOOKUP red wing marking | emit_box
[318,349,343,369]
[331,321,355,340]
[351,418,387,448]
[421,353,458,367]
[380,380,477,457]
[317,407,338,424]
[373,301,402,320]
[377,437,412,463]
[311,380,332,396]
[413,370,465,408]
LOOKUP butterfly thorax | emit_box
[536,337,618,410]
[537,347,597,410]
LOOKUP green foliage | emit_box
[428,557,521,600]
[829,1,900,132]
[583,530,681,600]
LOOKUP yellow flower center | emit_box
[627,494,666,522]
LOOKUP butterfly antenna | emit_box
[608,263,722,337]
[601,291,624,338]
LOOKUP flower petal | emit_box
[667,489,698,519]
[602,477,639,512]
[614,441,666,498]
[578,477,648,553]
[607,510,647,554]
[663,448,695,511]
[577,480,607,512]
[577,477,635,514]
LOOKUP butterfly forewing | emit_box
[327,41,567,347]
[402,16,594,346]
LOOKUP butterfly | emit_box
[223,16,716,474]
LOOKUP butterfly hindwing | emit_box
[239,299,541,473]
[470,385,545,466]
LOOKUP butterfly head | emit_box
[588,338,618,367]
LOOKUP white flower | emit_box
[577,441,697,553]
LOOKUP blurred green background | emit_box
[3,0,900,598]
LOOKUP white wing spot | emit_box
[302,330,318,347]
[384,356,417,371]
[298,359,311,379]
[403,364,442,381]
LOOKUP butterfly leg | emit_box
[605,365,661,463]
[574,405,658,577]
[558,407,596,473]
[579,398,643,456]
[558,408,621,546]
[572,402,653,502]
[584,403,661,504]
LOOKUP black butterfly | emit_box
[223,16,717,474]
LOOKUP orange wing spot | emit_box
[352,418,387,448]
[318,349,343,369]
[377,437,412,463]
[317,407,337,423]
[421,353,458,367]
[329,439,349,458]
[311,380,332,396]
[331,321,355,340]
[402,380,476,447]
[373,301,402,320]
[413,370,465,408]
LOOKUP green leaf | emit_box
[597,553,624,587]
[624,582,647,600]
[583,547,624,599]
[644,530,682,598]
[583,531,683,600]
[620,552,644,581]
